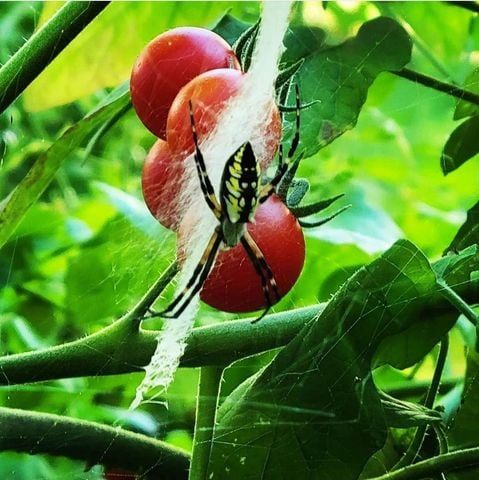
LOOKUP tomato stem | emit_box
[0,406,189,479]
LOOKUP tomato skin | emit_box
[199,195,305,313]
[104,468,137,480]
[166,68,282,170]
[141,139,186,230]
[131,27,240,138]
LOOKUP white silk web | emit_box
[131,0,294,410]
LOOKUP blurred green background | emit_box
[0,1,477,478]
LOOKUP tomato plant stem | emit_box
[393,68,479,106]
[392,336,449,470]
[0,407,189,479]
[0,305,323,385]
[437,278,479,326]
[0,1,110,115]
[189,366,224,480]
[367,447,479,480]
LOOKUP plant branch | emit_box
[189,366,223,480]
[0,1,110,115]
[392,68,479,106]
[437,278,479,326]
[392,335,449,470]
[0,305,323,385]
[0,407,189,479]
[367,447,479,480]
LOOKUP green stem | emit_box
[130,261,178,329]
[393,68,479,106]
[0,1,110,115]
[367,447,479,480]
[392,335,449,470]
[0,305,322,385]
[189,366,224,480]
[0,407,189,479]
[437,278,479,326]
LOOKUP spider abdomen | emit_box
[220,142,261,226]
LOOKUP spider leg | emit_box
[241,230,281,323]
[154,226,223,319]
[188,101,222,220]
[258,84,301,203]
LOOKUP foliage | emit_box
[0,2,479,480]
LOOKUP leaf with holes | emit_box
[208,240,440,479]
[216,15,412,156]
[292,16,412,154]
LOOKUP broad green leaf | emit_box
[454,68,479,120]
[215,15,412,156]
[0,91,130,250]
[441,115,479,175]
[208,240,437,480]
[24,2,257,111]
[375,246,479,369]
[294,16,411,155]
[445,201,479,254]
[446,352,479,480]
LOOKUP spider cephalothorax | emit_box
[154,86,300,321]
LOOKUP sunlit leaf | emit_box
[23,2,257,111]
[0,91,130,249]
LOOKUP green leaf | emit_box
[445,201,479,254]
[446,352,479,480]
[215,15,411,156]
[441,115,479,175]
[208,240,438,479]
[0,90,130,250]
[454,68,479,120]
[65,188,173,325]
[291,16,412,155]
[375,246,479,369]
[24,2,256,110]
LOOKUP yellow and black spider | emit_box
[155,85,300,321]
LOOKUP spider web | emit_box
[130,0,295,410]
[1,1,478,479]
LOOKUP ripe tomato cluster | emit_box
[131,27,305,313]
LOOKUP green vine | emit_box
[0,407,189,479]
[0,1,110,115]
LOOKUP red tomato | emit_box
[131,27,240,138]
[199,195,305,313]
[104,468,137,480]
[141,139,186,230]
[166,68,282,170]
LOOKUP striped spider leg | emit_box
[152,85,301,321]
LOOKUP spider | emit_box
[153,85,300,322]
